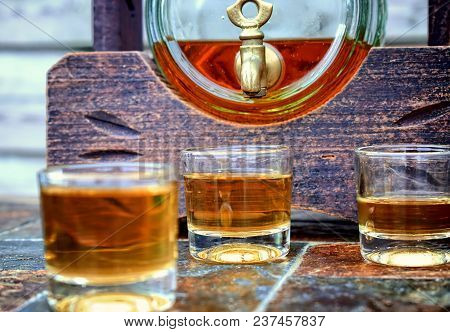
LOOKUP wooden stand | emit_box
[47,46,449,220]
[46,0,449,220]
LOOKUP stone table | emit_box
[0,200,448,312]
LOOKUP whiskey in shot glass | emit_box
[39,163,178,312]
[355,145,449,267]
[182,146,293,264]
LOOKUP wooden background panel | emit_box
[47,47,450,220]
[93,0,143,51]
[429,0,450,46]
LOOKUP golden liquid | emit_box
[41,185,178,285]
[357,196,450,240]
[178,39,332,91]
[184,173,292,237]
[154,39,371,124]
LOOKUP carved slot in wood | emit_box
[321,154,337,161]
[395,101,450,127]
[79,150,142,161]
[85,111,140,138]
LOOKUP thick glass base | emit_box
[189,228,290,264]
[360,233,449,267]
[47,268,176,312]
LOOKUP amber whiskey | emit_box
[178,39,333,91]
[358,196,449,267]
[184,173,292,263]
[185,173,292,237]
[357,196,450,240]
[41,185,178,285]
[154,39,370,124]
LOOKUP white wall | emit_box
[0,0,91,46]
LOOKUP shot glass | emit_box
[355,145,449,267]
[38,163,178,312]
[181,145,293,264]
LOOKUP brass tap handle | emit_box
[227,0,277,98]
[227,0,273,30]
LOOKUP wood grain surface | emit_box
[46,47,450,220]
[93,0,143,51]
[429,0,450,46]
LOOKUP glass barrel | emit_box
[146,0,386,124]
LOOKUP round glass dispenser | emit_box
[146,0,386,125]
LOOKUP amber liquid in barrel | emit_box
[357,196,450,240]
[184,173,292,237]
[41,185,178,285]
[154,39,370,124]
[178,39,333,91]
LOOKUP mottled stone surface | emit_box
[0,270,47,312]
[14,242,309,312]
[267,243,450,312]
[0,240,45,271]
[0,202,41,240]
[297,244,450,279]
[1,201,448,312]
[173,241,307,312]
[267,277,450,312]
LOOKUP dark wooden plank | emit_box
[429,0,450,46]
[290,219,358,242]
[46,47,450,220]
[93,0,143,51]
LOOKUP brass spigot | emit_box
[227,0,282,98]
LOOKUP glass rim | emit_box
[38,162,176,182]
[355,144,450,157]
[181,145,291,157]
